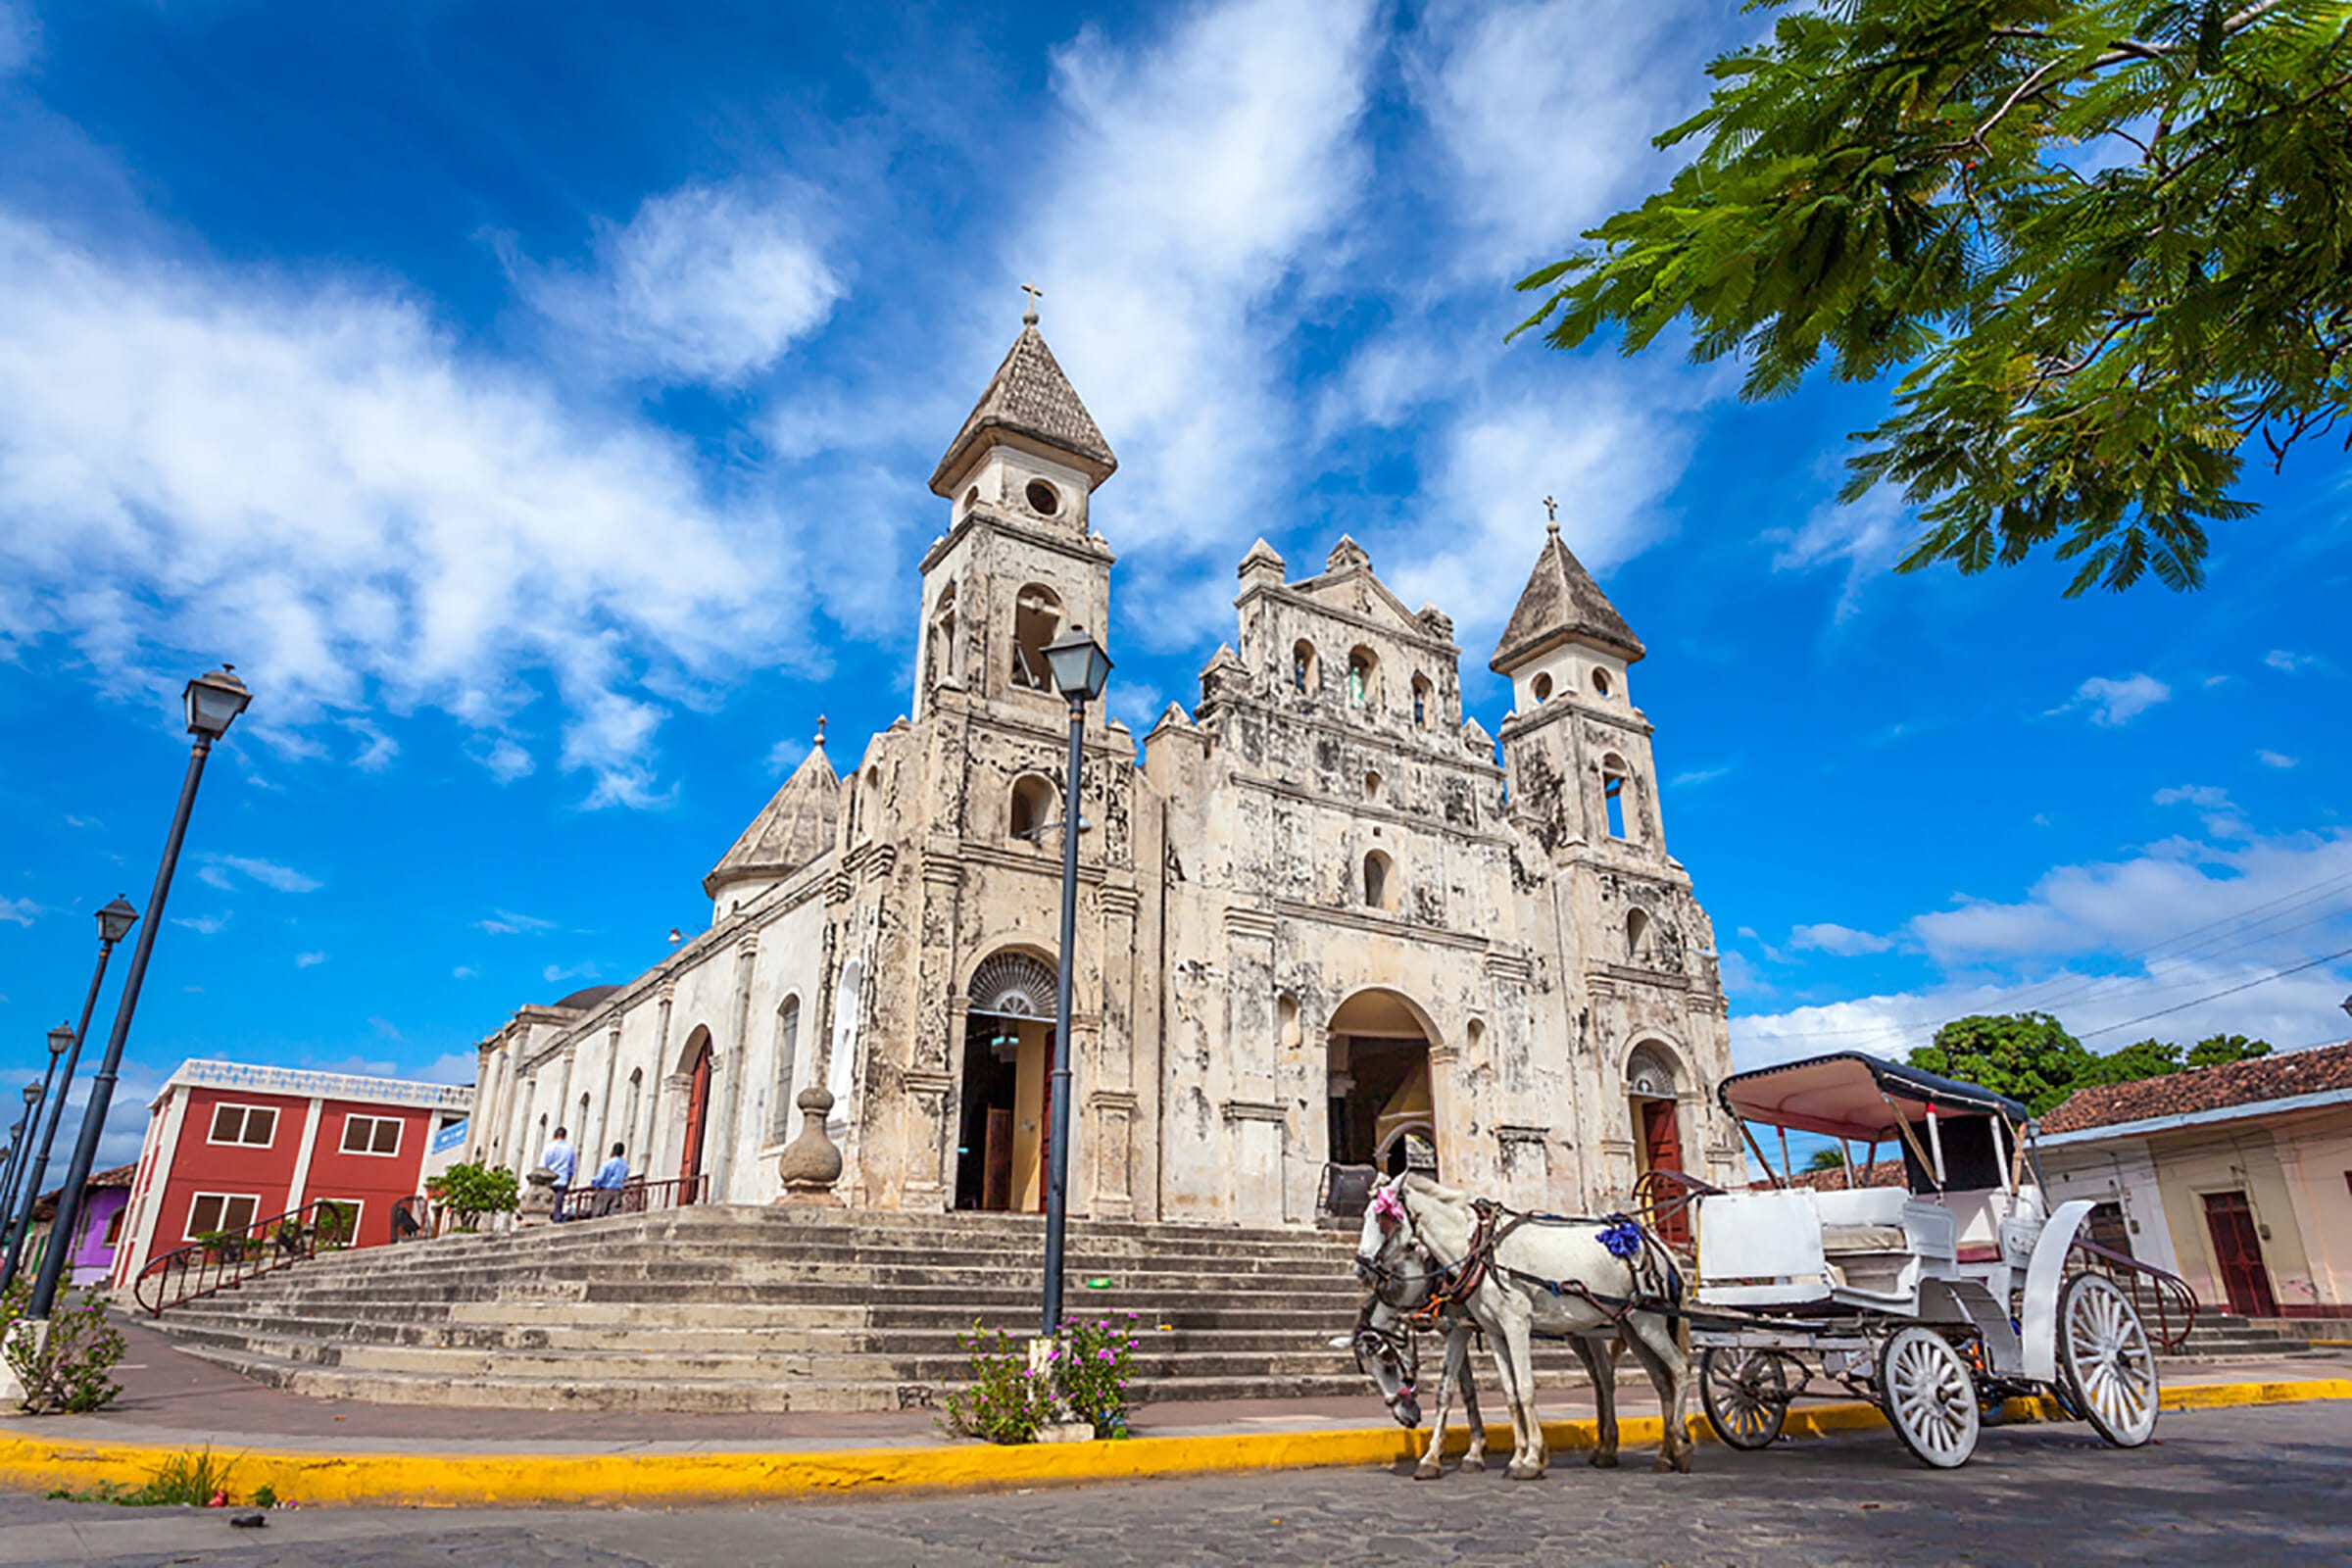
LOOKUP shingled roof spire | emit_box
[927,293,1117,497]
[703,722,841,902]
[1489,502,1645,673]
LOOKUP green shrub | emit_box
[1,1281,126,1414]
[936,1324,1053,1445]
[1054,1312,1144,1437]
[427,1162,518,1231]
[46,1445,237,1505]
[936,1313,1147,1444]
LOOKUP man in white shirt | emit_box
[540,1127,579,1222]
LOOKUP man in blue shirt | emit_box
[589,1143,630,1217]
[540,1127,578,1221]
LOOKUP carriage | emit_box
[1674,1052,2192,1468]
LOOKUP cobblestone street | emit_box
[2,1399,2346,1567]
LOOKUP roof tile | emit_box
[2042,1040,2352,1134]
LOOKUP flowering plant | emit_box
[936,1323,1053,1445]
[1,1280,125,1414]
[1052,1311,1143,1437]
[937,1311,1148,1444]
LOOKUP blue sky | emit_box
[0,1,2345,1169]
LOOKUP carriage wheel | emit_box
[1879,1327,1979,1469]
[1699,1348,1789,1450]
[2058,1273,2160,1447]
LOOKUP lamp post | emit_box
[0,1103,29,1244]
[2,894,137,1293]
[1037,625,1111,1339]
[24,666,248,1326]
[0,1050,66,1290]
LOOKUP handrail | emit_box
[2068,1234,2198,1354]
[133,1197,361,1316]
[553,1173,701,1222]
[1632,1167,1720,1245]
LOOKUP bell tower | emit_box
[912,289,1118,721]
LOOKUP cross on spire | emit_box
[1543,495,1559,536]
[1020,281,1043,325]
[813,714,827,749]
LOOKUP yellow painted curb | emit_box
[2,1377,2345,1508]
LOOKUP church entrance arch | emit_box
[677,1028,715,1205]
[1326,988,1439,1178]
[955,950,1058,1213]
[1627,1042,1689,1245]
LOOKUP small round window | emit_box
[1532,672,1554,702]
[1025,479,1061,516]
[1592,668,1613,698]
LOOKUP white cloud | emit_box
[2264,649,2324,674]
[452,964,477,979]
[765,735,810,774]
[2056,672,2171,727]
[1407,0,1719,276]
[542,961,599,986]
[481,737,535,785]
[0,211,810,808]
[2259,750,2298,769]
[294,950,327,968]
[1770,485,1913,624]
[197,854,321,894]
[418,1051,479,1086]
[512,178,843,386]
[172,912,229,935]
[2153,784,2247,841]
[1007,0,1381,640]
[346,718,397,772]
[0,895,37,925]
[476,908,557,936]
[1670,761,1736,789]
[1788,922,1896,956]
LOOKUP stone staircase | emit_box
[139,1204,1602,1414]
[2161,1309,2332,1363]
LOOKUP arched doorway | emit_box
[1627,1043,1688,1244]
[1327,989,1438,1178]
[677,1030,715,1204]
[955,951,1057,1212]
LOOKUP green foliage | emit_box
[49,1446,240,1506]
[427,1162,519,1231]
[1913,1012,2096,1116]
[1806,1146,1849,1170]
[311,1200,358,1249]
[2187,1032,2273,1067]
[1513,0,2352,595]
[1,1280,126,1415]
[192,1230,247,1261]
[936,1324,1053,1445]
[936,1314,1148,1444]
[2097,1037,2183,1082]
[252,1483,278,1509]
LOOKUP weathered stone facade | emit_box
[466,318,1743,1225]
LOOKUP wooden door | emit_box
[1640,1099,1690,1246]
[678,1042,714,1204]
[982,1108,1013,1211]
[2201,1191,2277,1316]
[1035,1052,1054,1215]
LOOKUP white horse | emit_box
[1355,1171,1694,1478]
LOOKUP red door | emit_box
[678,1042,714,1204]
[2201,1191,2277,1316]
[1640,1099,1690,1246]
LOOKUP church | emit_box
[464,307,1744,1227]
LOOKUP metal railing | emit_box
[2069,1234,2198,1353]
[133,1197,361,1316]
[553,1174,702,1222]
[1631,1166,1720,1248]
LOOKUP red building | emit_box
[112,1059,473,1292]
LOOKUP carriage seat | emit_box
[1820,1223,1908,1252]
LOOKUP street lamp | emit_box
[1038,625,1110,1340]
[23,666,248,1328]
[0,891,139,1293]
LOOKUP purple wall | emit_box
[69,1187,129,1284]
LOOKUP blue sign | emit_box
[429,1117,468,1155]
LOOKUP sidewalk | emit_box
[1,1318,2344,1506]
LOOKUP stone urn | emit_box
[775,1085,844,1202]
[515,1166,558,1229]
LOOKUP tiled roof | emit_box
[705,737,841,898]
[31,1163,137,1218]
[1490,524,1644,672]
[1753,1158,1904,1193]
[2042,1040,2352,1134]
[928,323,1116,493]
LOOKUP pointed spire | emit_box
[703,730,843,899]
[928,307,1117,496]
[1490,501,1644,673]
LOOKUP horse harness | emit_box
[1378,1190,1685,1327]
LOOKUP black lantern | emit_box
[96,897,138,946]
[1042,626,1111,705]
[47,1025,71,1058]
[182,664,252,740]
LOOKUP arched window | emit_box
[1011,584,1062,692]
[1292,640,1317,695]
[1277,992,1301,1054]
[1627,1044,1676,1099]
[1601,756,1632,841]
[578,1093,591,1142]
[623,1068,644,1158]
[1008,774,1056,842]
[772,997,802,1139]
[1626,906,1651,958]
[1363,770,1382,804]
[1363,850,1396,911]
[1411,674,1431,727]
[1348,646,1378,709]
[927,584,957,689]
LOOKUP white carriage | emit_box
[1682,1052,2191,1468]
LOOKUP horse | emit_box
[1355,1171,1694,1478]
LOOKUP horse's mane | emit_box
[1400,1171,1468,1206]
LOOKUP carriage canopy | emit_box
[1716,1052,2030,1142]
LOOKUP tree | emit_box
[2186,1032,2274,1067]
[1806,1146,1849,1171]
[1512,1,2352,596]
[1911,1012,2096,1116]
[2092,1037,2183,1084]
[426,1162,519,1232]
